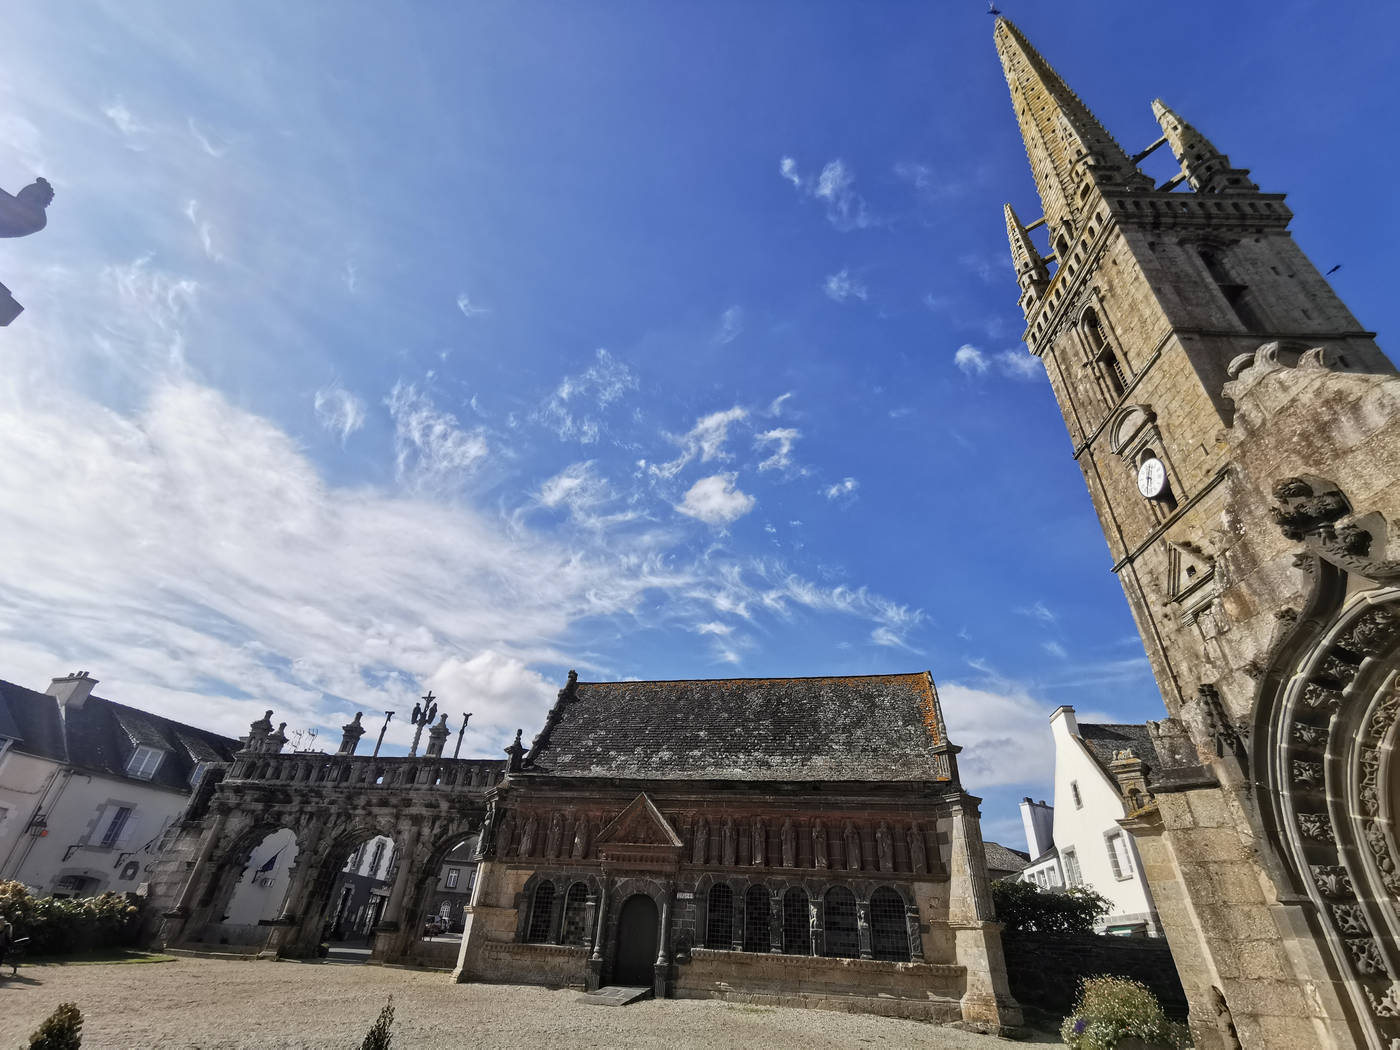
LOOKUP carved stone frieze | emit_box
[1331,903,1370,936]
[1345,937,1389,977]
[1293,760,1324,789]
[1298,813,1335,843]
[1363,820,1400,895]
[1367,981,1400,1019]
[1301,682,1342,711]
[1292,722,1327,749]
[1312,865,1353,898]
[1271,477,1400,581]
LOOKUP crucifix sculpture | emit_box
[408,690,437,757]
[0,177,55,326]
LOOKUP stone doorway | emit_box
[612,894,658,986]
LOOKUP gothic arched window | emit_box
[1082,307,1127,399]
[525,881,554,943]
[706,884,734,949]
[870,887,911,962]
[559,882,589,946]
[782,888,811,955]
[823,887,859,958]
[742,885,769,952]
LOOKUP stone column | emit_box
[275,821,323,923]
[376,823,420,932]
[159,810,227,945]
[768,889,783,953]
[586,877,610,991]
[856,897,873,960]
[947,796,1022,1032]
[654,890,672,999]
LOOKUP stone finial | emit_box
[244,710,275,753]
[267,722,288,754]
[504,729,527,773]
[425,713,451,758]
[338,712,366,755]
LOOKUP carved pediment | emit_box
[595,794,682,848]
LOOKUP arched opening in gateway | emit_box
[323,832,397,952]
[222,827,299,932]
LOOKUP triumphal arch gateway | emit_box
[995,16,1400,1050]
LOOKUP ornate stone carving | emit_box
[1366,981,1400,1019]
[1364,820,1400,894]
[1293,722,1327,748]
[1312,865,1353,898]
[1345,937,1388,977]
[812,822,828,869]
[908,824,928,874]
[844,821,861,872]
[1299,813,1336,843]
[876,822,894,872]
[1345,607,1400,657]
[519,814,539,857]
[544,812,563,858]
[495,813,515,857]
[751,818,766,867]
[1302,682,1342,711]
[1272,478,1350,539]
[692,817,708,865]
[780,819,795,868]
[722,819,736,866]
[1319,654,1360,687]
[1331,903,1370,936]
[1293,760,1324,788]
[572,815,590,860]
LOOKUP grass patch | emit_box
[23,949,177,967]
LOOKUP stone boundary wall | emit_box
[675,948,965,1022]
[1002,932,1187,1020]
[473,941,590,988]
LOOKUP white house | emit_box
[0,672,242,898]
[1016,706,1161,936]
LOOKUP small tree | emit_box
[359,997,394,1050]
[991,878,1111,935]
[29,1002,83,1050]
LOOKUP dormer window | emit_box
[126,745,166,780]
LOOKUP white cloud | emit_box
[535,461,637,530]
[936,682,1056,789]
[955,344,989,376]
[715,305,743,344]
[187,118,227,158]
[182,199,221,261]
[313,383,367,443]
[102,99,150,145]
[1042,640,1069,660]
[456,292,490,318]
[1017,600,1057,625]
[778,156,873,231]
[822,477,859,501]
[996,350,1043,381]
[823,269,868,303]
[536,348,639,444]
[695,622,733,636]
[647,406,748,479]
[387,381,489,489]
[871,625,922,653]
[767,392,793,417]
[677,473,756,526]
[343,261,359,293]
[755,427,801,473]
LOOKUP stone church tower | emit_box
[995,18,1400,1050]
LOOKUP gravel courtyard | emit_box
[0,956,1051,1048]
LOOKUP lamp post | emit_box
[408,691,437,757]
[453,713,472,760]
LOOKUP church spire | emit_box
[1004,202,1047,313]
[1152,99,1257,194]
[993,18,1149,238]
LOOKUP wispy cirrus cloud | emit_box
[313,382,367,443]
[644,405,748,479]
[822,477,859,502]
[715,305,743,344]
[536,348,639,444]
[387,381,489,489]
[456,292,490,318]
[755,427,802,474]
[955,343,1043,381]
[779,156,874,231]
[823,269,868,303]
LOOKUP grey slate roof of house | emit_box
[522,672,955,783]
[1076,722,1159,778]
[0,679,243,794]
[984,840,1031,876]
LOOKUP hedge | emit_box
[0,880,143,956]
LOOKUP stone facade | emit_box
[996,17,1400,1049]
[452,672,1022,1032]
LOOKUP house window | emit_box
[368,841,386,879]
[870,887,912,963]
[125,745,165,780]
[781,888,810,956]
[822,887,859,959]
[188,761,211,790]
[525,882,555,943]
[742,885,770,952]
[1063,848,1083,887]
[99,806,133,848]
[705,884,734,949]
[1107,831,1135,880]
[446,867,460,889]
[1071,781,1083,808]
[560,883,590,946]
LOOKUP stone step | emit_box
[576,985,654,1007]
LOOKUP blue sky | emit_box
[1,1,1395,847]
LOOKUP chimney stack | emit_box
[46,671,98,710]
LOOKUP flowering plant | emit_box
[1060,976,1190,1049]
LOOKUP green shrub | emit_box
[28,1002,83,1049]
[0,881,143,957]
[991,878,1111,935]
[359,997,394,1050]
[1061,976,1189,1050]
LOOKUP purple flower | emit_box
[1072,1018,1087,1035]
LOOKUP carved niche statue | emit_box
[494,813,514,856]
[780,818,795,868]
[0,178,53,239]
[812,822,829,869]
[722,819,736,866]
[571,815,590,859]
[693,817,708,865]
[844,821,861,871]
[545,812,564,858]
[519,814,539,857]
[876,822,894,872]
[908,823,928,874]
[751,818,766,866]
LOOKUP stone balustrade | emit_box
[224,751,505,792]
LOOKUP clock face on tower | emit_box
[1137,457,1168,499]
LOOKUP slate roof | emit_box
[1076,722,1159,778]
[983,840,1031,877]
[523,672,954,783]
[0,679,243,794]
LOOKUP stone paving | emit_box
[0,956,1054,1048]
